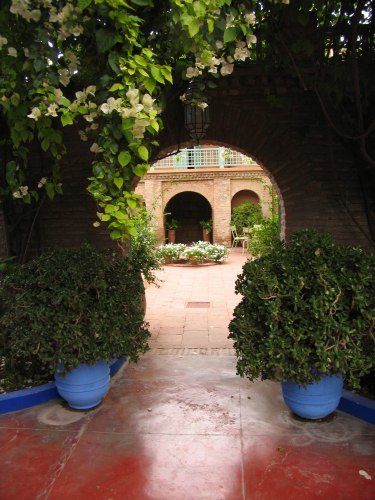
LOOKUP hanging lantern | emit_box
[183,82,210,143]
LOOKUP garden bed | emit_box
[0,358,127,415]
[156,242,229,265]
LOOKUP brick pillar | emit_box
[213,177,231,246]
[144,179,164,244]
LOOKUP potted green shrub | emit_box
[200,220,213,242]
[165,219,179,243]
[0,244,150,409]
[229,229,374,419]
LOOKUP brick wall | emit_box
[0,65,372,256]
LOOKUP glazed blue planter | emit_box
[281,374,343,419]
[54,361,110,410]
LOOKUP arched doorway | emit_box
[164,191,212,243]
[231,190,260,209]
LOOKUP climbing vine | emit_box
[0,1,373,246]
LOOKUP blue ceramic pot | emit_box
[281,374,343,419]
[55,361,110,410]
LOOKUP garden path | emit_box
[145,248,247,349]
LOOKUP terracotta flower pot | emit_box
[168,229,176,243]
[202,229,211,242]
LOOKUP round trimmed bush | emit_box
[229,229,374,388]
[0,244,150,387]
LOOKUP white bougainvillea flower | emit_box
[27,107,42,120]
[19,185,29,196]
[142,93,155,111]
[0,36,7,50]
[197,102,208,109]
[179,94,187,102]
[46,103,58,117]
[12,191,22,199]
[58,68,70,86]
[245,13,256,25]
[246,34,257,45]
[220,62,234,76]
[37,177,47,188]
[93,221,100,227]
[186,66,200,78]
[8,47,17,57]
[215,40,223,49]
[90,143,100,153]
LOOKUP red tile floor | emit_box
[145,248,246,349]
[1,250,374,499]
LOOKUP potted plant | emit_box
[229,229,374,420]
[200,220,213,242]
[165,218,179,243]
[0,244,150,410]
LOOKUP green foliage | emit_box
[200,220,213,233]
[231,201,263,234]
[247,219,280,257]
[165,218,179,230]
[0,244,150,389]
[129,208,161,284]
[229,229,375,388]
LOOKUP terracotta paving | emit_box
[145,248,247,349]
[0,354,374,499]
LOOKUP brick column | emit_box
[213,177,231,246]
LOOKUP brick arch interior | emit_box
[165,191,212,243]
[231,189,260,208]
[155,67,372,249]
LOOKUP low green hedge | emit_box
[0,244,150,392]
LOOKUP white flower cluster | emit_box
[9,0,84,41]
[12,185,29,199]
[98,88,160,139]
[10,0,41,22]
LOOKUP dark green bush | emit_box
[0,244,150,389]
[130,208,161,284]
[231,201,263,234]
[247,218,280,257]
[229,229,375,388]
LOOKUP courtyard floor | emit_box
[0,250,374,499]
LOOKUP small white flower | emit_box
[220,62,234,76]
[90,143,100,153]
[179,94,187,102]
[215,40,223,49]
[186,66,200,79]
[0,36,7,50]
[142,93,155,111]
[58,68,70,86]
[8,47,17,57]
[27,107,42,121]
[46,103,58,117]
[12,190,22,199]
[245,13,256,25]
[126,88,139,104]
[197,102,208,110]
[19,185,29,196]
[246,34,257,45]
[37,177,47,188]
[93,221,100,227]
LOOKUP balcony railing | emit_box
[152,147,257,170]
